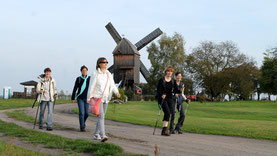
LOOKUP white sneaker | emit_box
[93,134,101,140]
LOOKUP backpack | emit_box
[155,78,174,100]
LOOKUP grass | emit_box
[0,141,50,156]
[0,98,71,110]
[73,100,277,141]
[0,119,128,156]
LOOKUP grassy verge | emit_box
[4,111,147,156]
[0,119,128,156]
[0,141,50,156]
[0,98,70,110]
[73,101,277,141]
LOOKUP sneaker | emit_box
[80,128,86,132]
[170,130,176,134]
[101,137,108,142]
[161,127,170,136]
[93,134,101,140]
[46,127,53,131]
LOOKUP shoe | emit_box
[161,127,170,136]
[175,128,183,134]
[93,134,101,140]
[170,130,176,134]
[101,137,108,142]
[80,128,86,132]
[46,127,53,131]
[39,126,43,129]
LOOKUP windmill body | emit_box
[106,22,162,91]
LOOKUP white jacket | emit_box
[36,77,57,102]
[87,68,119,102]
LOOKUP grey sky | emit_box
[1,0,277,95]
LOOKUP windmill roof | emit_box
[112,38,140,55]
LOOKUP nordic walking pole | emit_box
[153,99,165,135]
[33,93,42,129]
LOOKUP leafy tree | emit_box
[147,33,190,94]
[185,40,252,101]
[259,48,277,100]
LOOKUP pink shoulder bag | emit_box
[88,73,109,117]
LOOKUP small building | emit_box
[13,80,38,98]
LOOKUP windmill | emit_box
[106,22,163,91]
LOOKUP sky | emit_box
[0,0,277,95]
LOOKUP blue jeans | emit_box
[77,98,89,129]
[38,101,53,128]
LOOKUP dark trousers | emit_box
[175,102,185,130]
[77,98,89,129]
[162,98,176,130]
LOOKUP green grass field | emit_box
[0,98,71,110]
[74,100,277,141]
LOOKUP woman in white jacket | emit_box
[87,57,120,142]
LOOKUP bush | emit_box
[112,88,125,101]
[143,95,155,101]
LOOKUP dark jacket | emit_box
[71,76,90,100]
[156,77,181,104]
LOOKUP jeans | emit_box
[77,98,89,129]
[38,101,53,128]
[94,101,108,138]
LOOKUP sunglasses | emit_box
[100,61,108,64]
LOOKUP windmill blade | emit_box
[135,28,163,51]
[140,60,150,80]
[108,65,114,73]
[105,22,122,44]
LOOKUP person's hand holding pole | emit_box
[162,94,166,99]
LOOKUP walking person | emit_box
[36,68,58,131]
[87,57,120,142]
[72,65,91,132]
[156,66,180,136]
[174,72,190,134]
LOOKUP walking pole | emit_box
[33,94,41,129]
[153,99,165,135]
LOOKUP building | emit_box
[13,80,38,98]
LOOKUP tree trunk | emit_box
[268,93,271,101]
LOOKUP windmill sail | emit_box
[108,65,114,73]
[105,22,122,44]
[140,61,150,80]
[135,28,163,51]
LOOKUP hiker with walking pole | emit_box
[87,57,120,142]
[155,66,181,136]
[71,65,91,132]
[36,68,58,131]
[173,72,191,134]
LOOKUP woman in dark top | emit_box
[72,65,91,132]
[156,66,181,136]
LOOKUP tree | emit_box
[147,33,191,94]
[225,63,260,100]
[185,40,251,101]
[259,48,277,100]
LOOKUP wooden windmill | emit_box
[106,22,163,90]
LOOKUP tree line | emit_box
[144,32,277,101]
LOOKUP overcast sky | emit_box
[1,0,277,95]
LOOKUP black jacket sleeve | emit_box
[71,77,79,100]
[157,78,165,104]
